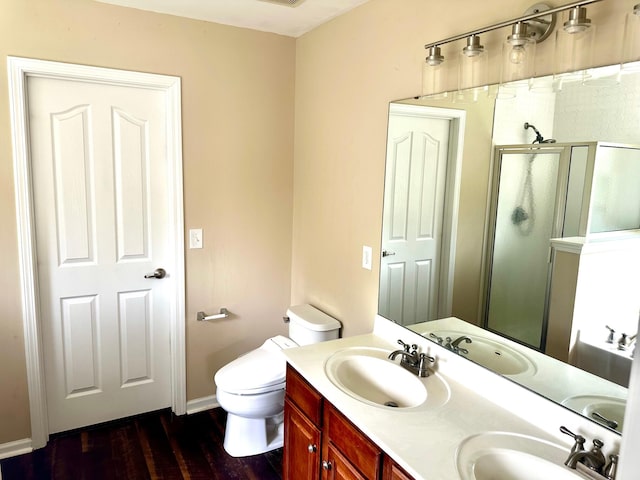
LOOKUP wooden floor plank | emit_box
[0,408,282,480]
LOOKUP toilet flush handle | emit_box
[283,316,290,323]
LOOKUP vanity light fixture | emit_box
[426,45,444,66]
[458,35,489,97]
[506,23,534,65]
[499,22,538,97]
[563,6,592,33]
[421,0,603,96]
[462,35,485,57]
[555,5,596,82]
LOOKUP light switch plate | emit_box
[189,228,203,249]
[362,245,372,270]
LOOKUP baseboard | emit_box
[0,438,32,460]
[186,395,219,415]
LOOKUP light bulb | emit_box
[510,45,526,64]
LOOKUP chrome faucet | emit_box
[443,335,472,355]
[388,340,435,377]
[560,426,617,479]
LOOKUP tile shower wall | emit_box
[554,72,640,144]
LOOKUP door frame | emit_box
[385,103,466,319]
[7,56,186,448]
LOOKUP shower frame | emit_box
[480,143,572,352]
[479,141,640,352]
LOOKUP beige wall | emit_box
[291,0,628,337]
[0,0,294,444]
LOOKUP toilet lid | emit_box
[214,336,298,395]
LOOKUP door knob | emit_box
[382,250,396,257]
[322,460,332,471]
[308,444,317,453]
[144,268,166,279]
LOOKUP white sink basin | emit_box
[431,330,536,376]
[456,432,586,480]
[324,347,450,409]
[562,395,626,432]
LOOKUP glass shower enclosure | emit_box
[482,142,640,351]
[483,144,569,350]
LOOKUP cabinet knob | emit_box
[308,444,317,453]
[322,460,332,471]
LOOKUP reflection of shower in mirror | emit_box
[512,122,557,231]
[523,121,556,144]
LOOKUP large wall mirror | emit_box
[378,62,640,435]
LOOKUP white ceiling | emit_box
[96,0,371,37]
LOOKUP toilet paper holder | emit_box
[197,308,230,322]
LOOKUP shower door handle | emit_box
[382,250,396,257]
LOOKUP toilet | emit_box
[214,304,341,457]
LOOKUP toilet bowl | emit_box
[214,305,341,457]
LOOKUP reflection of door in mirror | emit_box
[484,145,569,350]
[379,105,450,326]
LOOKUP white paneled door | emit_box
[27,76,174,434]
[379,111,450,326]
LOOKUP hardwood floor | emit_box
[0,408,283,480]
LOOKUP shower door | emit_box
[483,145,570,350]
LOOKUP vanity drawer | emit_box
[286,364,323,427]
[324,402,382,479]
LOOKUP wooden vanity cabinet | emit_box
[283,365,323,480]
[283,364,416,480]
[322,402,382,479]
[382,457,414,480]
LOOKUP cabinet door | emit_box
[382,456,415,480]
[283,398,321,480]
[324,403,382,479]
[322,442,368,480]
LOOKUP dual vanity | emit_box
[282,316,622,480]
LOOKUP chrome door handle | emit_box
[382,250,396,257]
[144,268,166,279]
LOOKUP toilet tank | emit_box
[286,304,341,346]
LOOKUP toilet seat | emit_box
[214,335,298,395]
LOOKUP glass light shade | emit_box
[622,5,640,72]
[553,23,596,84]
[458,37,489,97]
[422,60,449,98]
[499,33,537,98]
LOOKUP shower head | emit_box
[524,122,556,144]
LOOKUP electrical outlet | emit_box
[362,245,372,270]
[189,228,203,249]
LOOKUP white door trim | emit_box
[388,103,466,318]
[7,57,186,448]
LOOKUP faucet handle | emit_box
[429,333,444,345]
[605,325,615,343]
[603,454,619,480]
[397,339,411,352]
[591,439,604,451]
[417,352,435,377]
[419,352,435,363]
[560,426,586,454]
